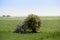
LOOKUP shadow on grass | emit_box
[13,31,41,34]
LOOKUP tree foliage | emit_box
[24,14,41,32]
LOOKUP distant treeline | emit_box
[1,15,11,17]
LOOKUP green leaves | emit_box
[24,14,41,32]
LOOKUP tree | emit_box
[2,15,6,17]
[24,14,41,33]
[7,15,11,17]
[14,14,41,33]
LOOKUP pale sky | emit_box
[0,0,60,17]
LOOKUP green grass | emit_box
[0,17,60,40]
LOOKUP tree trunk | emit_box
[32,28,37,33]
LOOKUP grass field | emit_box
[0,17,60,40]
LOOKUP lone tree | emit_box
[14,14,41,33]
[24,14,41,33]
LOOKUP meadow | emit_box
[0,17,60,40]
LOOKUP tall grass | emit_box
[0,17,60,40]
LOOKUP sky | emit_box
[0,0,60,17]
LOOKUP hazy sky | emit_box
[0,0,60,17]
